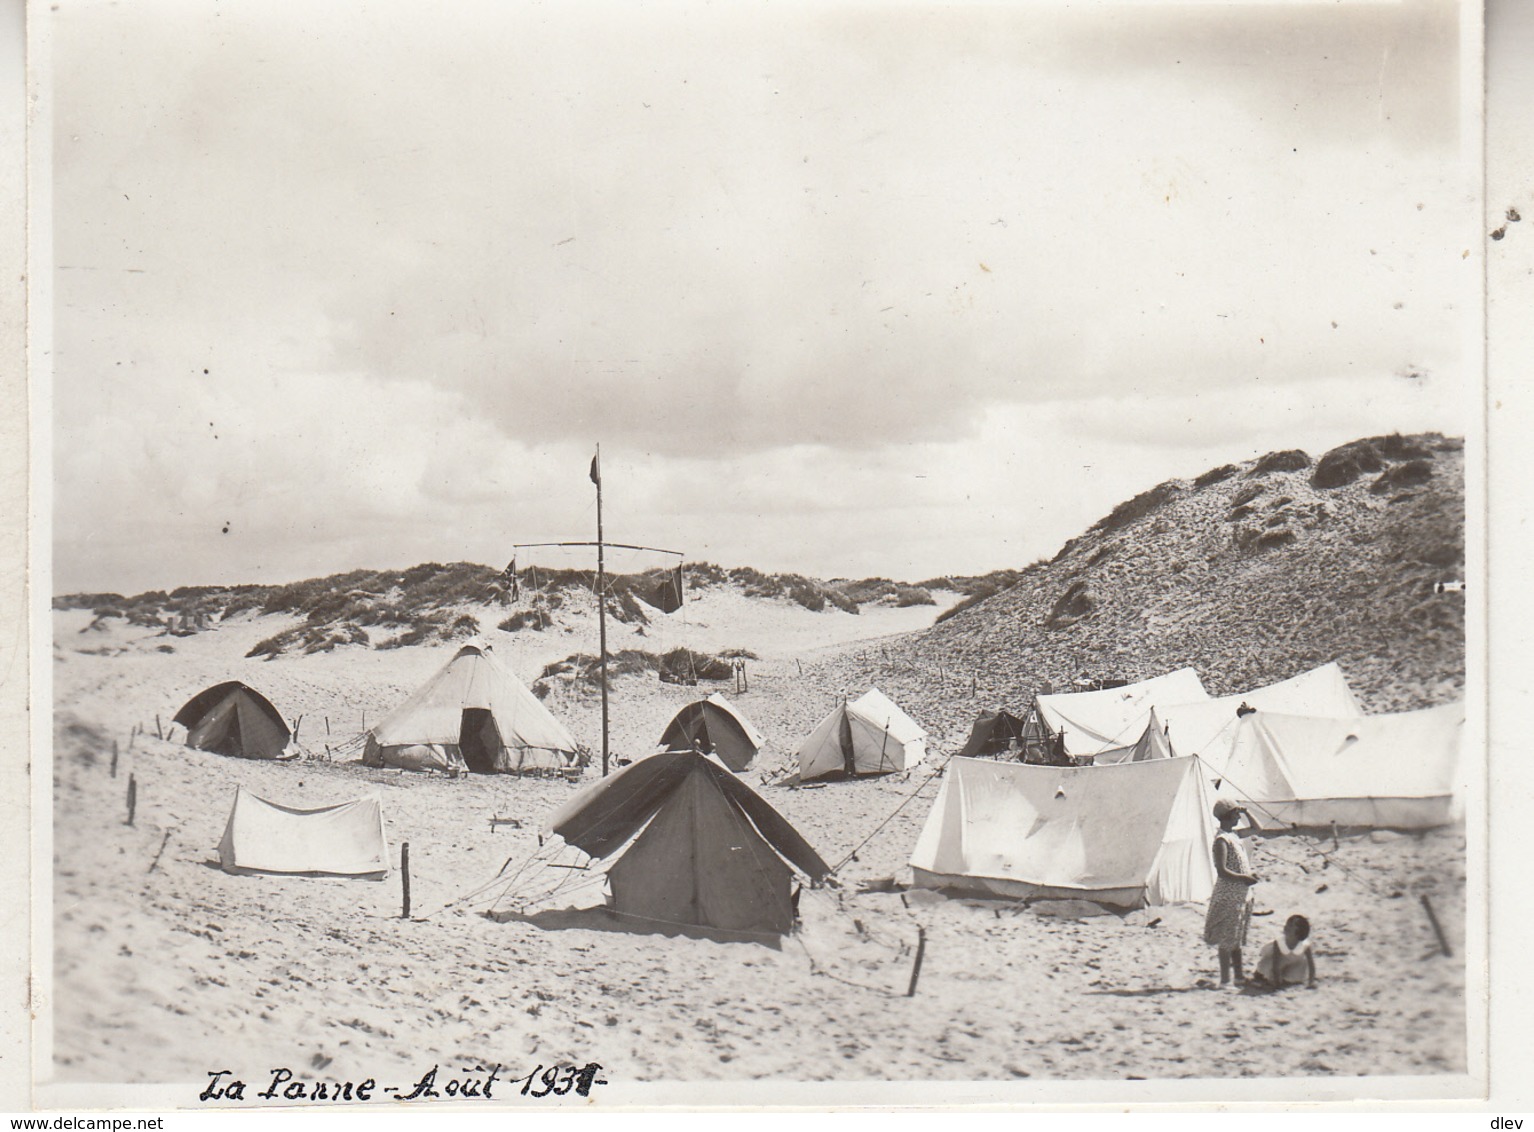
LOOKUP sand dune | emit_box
[49,599,1467,1089]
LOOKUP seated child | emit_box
[1251,914,1317,989]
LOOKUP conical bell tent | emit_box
[364,642,579,774]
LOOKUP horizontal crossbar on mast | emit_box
[511,541,683,556]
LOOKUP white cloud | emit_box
[47,0,1477,592]
[53,364,1463,593]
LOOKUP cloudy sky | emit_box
[48,0,1478,595]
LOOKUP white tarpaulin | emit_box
[1218,701,1466,830]
[910,756,1216,908]
[795,687,928,781]
[1035,668,1210,757]
[218,787,390,878]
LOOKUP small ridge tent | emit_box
[657,694,765,772]
[794,687,928,782]
[958,709,1029,759]
[910,755,1216,908]
[364,642,579,774]
[173,681,291,760]
[1145,662,1364,772]
[1035,667,1210,759]
[1217,702,1466,830]
[218,787,389,878]
[1093,719,1175,765]
[540,751,831,935]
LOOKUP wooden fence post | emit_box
[110,740,119,779]
[401,842,412,920]
[126,775,137,826]
[147,830,171,874]
[155,715,163,740]
[1420,894,1451,957]
[906,926,927,997]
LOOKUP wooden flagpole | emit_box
[594,445,610,778]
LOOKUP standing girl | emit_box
[1204,798,1258,987]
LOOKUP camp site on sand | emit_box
[51,436,1469,1085]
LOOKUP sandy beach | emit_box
[49,595,1467,1088]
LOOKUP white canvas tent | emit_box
[1114,662,1364,770]
[1216,702,1466,830]
[910,756,1215,908]
[1093,719,1174,765]
[1035,667,1210,758]
[364,642,579,773]
[794,688,927,781]
[218,787,389,878]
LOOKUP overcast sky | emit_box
[48,0,1477,595]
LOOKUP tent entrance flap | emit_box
[460,709,503,774]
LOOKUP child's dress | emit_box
[1253,936,1313,985]
[1202,831,1253,950]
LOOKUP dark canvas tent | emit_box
[173,681,290,760]
[958,709,1029,759]
[656,694,765,772]
[543,752,831,935]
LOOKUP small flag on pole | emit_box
[501,557,518,602]
[589,450,601,486]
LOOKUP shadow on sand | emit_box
[485,905,784,950]
[1086,983,1216,998]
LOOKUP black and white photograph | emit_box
[28,0,1493,1109]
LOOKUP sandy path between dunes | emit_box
[48,603,1467,1089]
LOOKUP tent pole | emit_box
[595,443,610,778]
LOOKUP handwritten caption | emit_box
[200,1063,607,1103]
